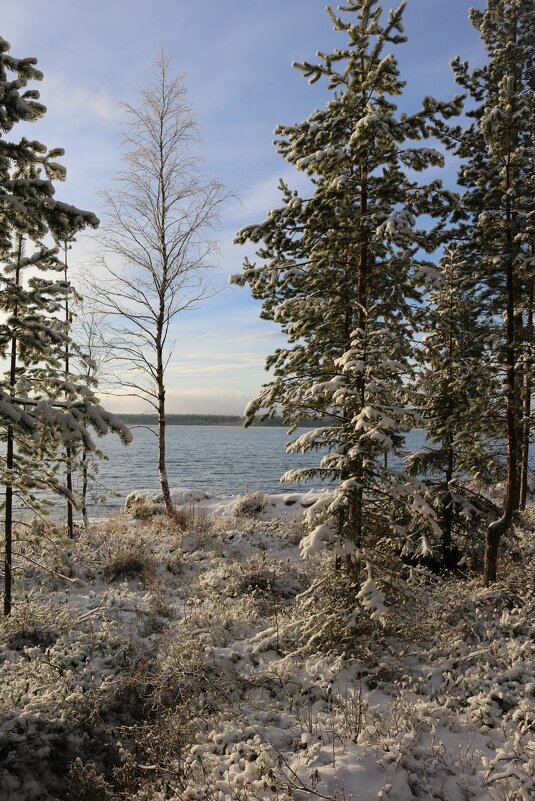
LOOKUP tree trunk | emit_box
[519,275,533,510]
[155,94,175,519]
[64,245,74,538]
[442,289,455,570]
[484,192,518,584]
[66,444,74,537]
[156,318,173,515]
[351,166,368,553]
[441,440,455,570]
[158,382,173,515]
[81,444,89,528]
[4,239,22,616]
[4,428,14,617]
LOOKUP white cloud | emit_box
[225,168,312,227]
[41,74,123,123]
[189,329,283,343]
[100,388,252,416]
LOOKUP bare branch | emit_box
[86,53,230,513]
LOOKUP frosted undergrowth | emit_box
[0,503,533,800]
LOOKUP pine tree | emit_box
[437,0,534,582]
[232,1,462,580]
[408,247,500,568]
[0,37,132,614]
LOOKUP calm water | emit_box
[65,425,428,518]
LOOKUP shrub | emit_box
[104,544,155,583]
[232,492,268,518]
[131,499,165,520]
[173,503,213,536]
[0,600,74,651]
[66,759,114,801]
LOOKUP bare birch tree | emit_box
[94,54,227,514]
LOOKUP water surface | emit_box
[70,425,427,518]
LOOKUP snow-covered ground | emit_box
[124,486,333,522]
[0,491,534,800]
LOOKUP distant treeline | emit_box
[120,414,323,428]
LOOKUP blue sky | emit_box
[4,0,485,414]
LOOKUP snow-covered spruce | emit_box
[433,0,535,582]
[407,247,502,569]
[232,0,463,573]
[0,37,132,614]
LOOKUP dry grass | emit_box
[126,498,165,520]
[232,491,268,518]
[66,759,114,801]
[103,543,156,583]
[172,502,213,536]
[0,599,75,651]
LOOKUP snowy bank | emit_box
[124,486,332,522]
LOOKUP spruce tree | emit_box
[437,0,534,582]
[232,1,462,579]
[0,37,132,614]
[409,247,500,568]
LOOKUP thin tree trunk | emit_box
[339,288,354,552]
[4,237,22,616]
[4,429,14,616]
[155,77,174,519]
[484,190,518,584]
[64,244,74,538]
[81,444,89,528]
[352,165,368,555]
[156,310,173,514]
[442,439,454,569]
[442,284,455,569]
[157,370,173,514]
[519,275,533,510]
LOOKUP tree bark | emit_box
[442,283,455,569]
[81,444,89,528]
[157,374,173,514]
[4,238,22,616]
[155,76,175,519]
[64,244,74,538]
[484,190,518,584]
[351,165,368,553]
[4,428,13,616]
[441,439,455,570]
[519,275,533,510]
[156,311,173,515]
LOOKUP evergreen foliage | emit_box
[436,0,535,582]
[408,247,500,568]
[0,37,132,614]
[232,0,462,567]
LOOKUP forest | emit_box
[0,0,533,799]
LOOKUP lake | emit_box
[63,425,429,519]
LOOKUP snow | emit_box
[125,485,333,522]
[1,494,534,800]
